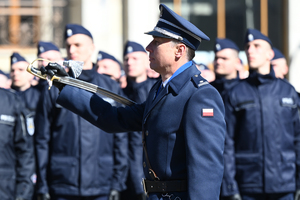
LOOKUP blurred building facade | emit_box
[0,0,300,91]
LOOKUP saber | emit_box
[27,59,136,106]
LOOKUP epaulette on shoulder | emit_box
[191,73,209,88]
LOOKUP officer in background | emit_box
[44,4,226,199]
[34,24,128,200]
[36,41,65,90]
[194,62,215,83]
[123,41,157,103]
[96,50,127,88]
[10,52,41,144]
[120,41,157,200]
[221,29,300,200]
[210,38,241,98]
[0,88,35,200]
[271,47,289,79]
[10,52,35,92]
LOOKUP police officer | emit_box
[10,52,41,153]
[121,41,157,200]
[36,41,65,90]
[43,4,226,200]
[210,38,241,98]
[10,52,35,91]
[221,29,300,200]
[194,62,216,83]
[34,24,128,200]
[0,87,35,200]
[123,41,157,103]
[96,50,126,87]
[271,48,289,79]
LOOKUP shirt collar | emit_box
[163,61,193,86]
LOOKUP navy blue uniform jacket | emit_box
[122,78,157,195]
[0,88,35,200]
[57,63,226,200]
[34,68,128,196]
[222,69,300,196]
[210,75,240,99]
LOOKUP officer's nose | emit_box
[146,42,152,53]
[69,45,76,54]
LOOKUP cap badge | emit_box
[97,53,102,60]
[216,44,221,51]
[248,34,254,41]
[39,46,44,53]
[127,46,133,53]
[199,64,206,71]
[12,57,17,63]
[67,29,73,37]
[159,7,163,17]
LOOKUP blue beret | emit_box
[145,4,209,50]
[97,51,123,69]
[123,41,147,57]
[10,52,27,66]
[272,48,285,60]
[214,38,239,52]
[244,28,273,47]
[37,41,60,56]
[64,24,93,40]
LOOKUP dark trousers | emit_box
[52,195,108,200]
[241,193,293,200]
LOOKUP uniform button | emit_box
[145,130,149,136]
[194,74,198,77]
[143,162,146,168]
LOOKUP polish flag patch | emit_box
[202,108,214,117]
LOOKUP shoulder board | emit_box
[191,74,209,88]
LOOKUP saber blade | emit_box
[26,59,135,106]
[56,77,136,106]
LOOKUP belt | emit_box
[142,179,187,194]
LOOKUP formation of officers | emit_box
[0,3,299,200]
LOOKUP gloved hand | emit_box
[223,193,242,200]
[109,189,120,200]
[295,190,300,200]
[41,62,69,91]
[42,62,69,77]
[137,192,147,200]
[37,193,51,200]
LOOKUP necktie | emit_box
[155,83,163,98]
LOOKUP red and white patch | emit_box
[202,108,214,117]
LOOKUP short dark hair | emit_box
[172,40,195,61]
[186,47,195,61]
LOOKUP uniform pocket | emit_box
[234,100,255,111]
[50,156,78,186]
[279,152,296,184]
[235,153,262,187]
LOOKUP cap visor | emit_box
[145,30,173,39]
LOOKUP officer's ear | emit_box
[267,48,275,61]
[175,43,186,59]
